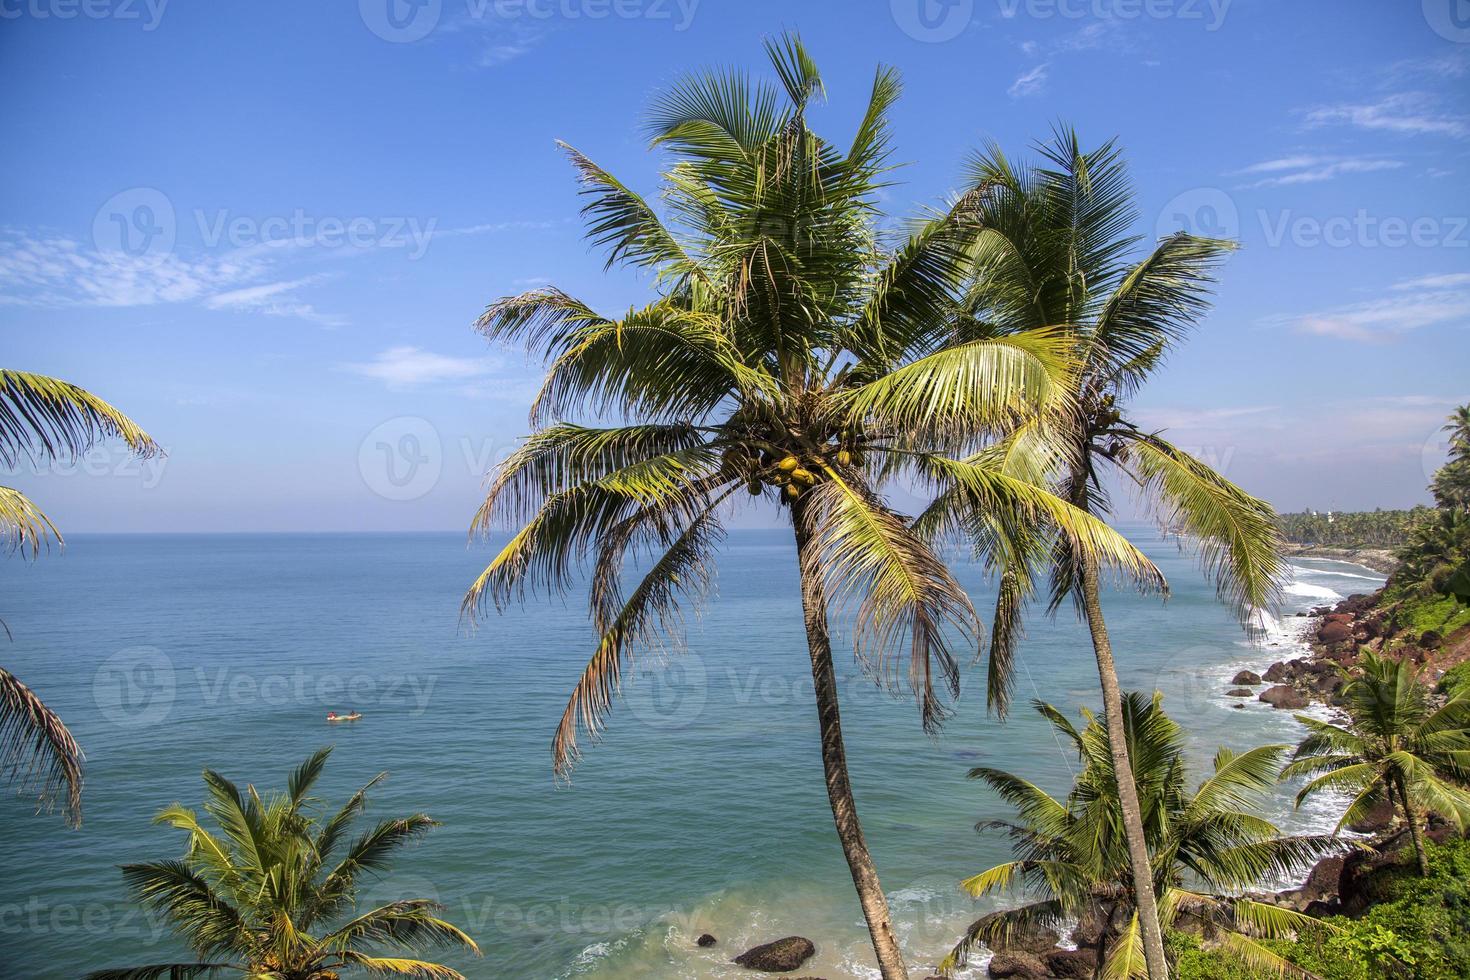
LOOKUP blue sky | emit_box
[2,0,1467,532]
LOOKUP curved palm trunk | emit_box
[1395,772,1430,876]
[1077,560,1170,980]
[792,509,910,980]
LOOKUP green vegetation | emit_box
[1277,508,1423,549]
[942,694,1335,978]
[87,747,479,980]
[913,130,1289,977]
[459,35,1166,979]
[1286,650,1470,875]
[0,369,159,827]
[1174,838,1470,980]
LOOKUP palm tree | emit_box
[1443,404,1470,460]
[943,694,1339,978]
[1,368,159,827]
[1285,650,1470,876]
[87,747,480,980]
[460,36,1161,979]
[923,131,1289,978]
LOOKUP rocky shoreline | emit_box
[1281,543,1398,575]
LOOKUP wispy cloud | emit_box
[338,346,500,389]
[203,275,345,327]
[1305,93,1469,139]
[1278,274,1470,343]
[1232,155,1403,188]
[1008,63,1049,99]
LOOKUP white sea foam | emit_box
[1284,581,1342,600]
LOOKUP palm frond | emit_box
[0,485,62,559]
[0,369,159,467]
[0,666,84,826]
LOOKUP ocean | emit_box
[0,529,1383,979]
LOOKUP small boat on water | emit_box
[326,711,362,723]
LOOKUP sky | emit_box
[1,0,1467,532]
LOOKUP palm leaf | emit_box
[0,666,84,826]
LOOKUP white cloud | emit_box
[1280,279,1470,344]
[1008,63,1049,99]
[338,346,500,389]
[1392,272,1470,291]
[203,276,344,327]
[1305,93,1469,139]
[1133,405,1278,430]
[1233,155,1403,188]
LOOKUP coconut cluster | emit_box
[720,436,867,504]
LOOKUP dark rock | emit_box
[1299,856,1344,904]
[987,952,1048,979]
[1318,622,1353,644]
[1422,630,1444,648]
[697,934,718,948]
[1263,661,1293,682]
[1324,612,1353,624]
[1227,688,1254,697]
[1232,669,1263,685]
[1043,947,1099,979]
[968,908,1059,955]
[1260,685,1308,709]
[1302,899,1340,919]
[1233,703,1245,709]
[733,936,816,972]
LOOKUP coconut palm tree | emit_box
[921,131,1289,978]
[1285,650,1470,876]
[461,37,1162,979]
[1,368,159,827]
[87,747,480,980]
[1443,404,1470,459]
[942,694,1339,979]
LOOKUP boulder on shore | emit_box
[1263,661,1294,682]
[1298,856,1344,905]
[1227,688,1254,697]
[1231,669,1263,685]
[1260,685,1308,709]
[1318,622,1353,644]
[1043,948,1099,979]
[733,936,816,972]
[697,934,718,947]
[987,952,1048,979]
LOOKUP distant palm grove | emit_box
[8,31,1470,980]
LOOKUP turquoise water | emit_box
[0,530,1381,979]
